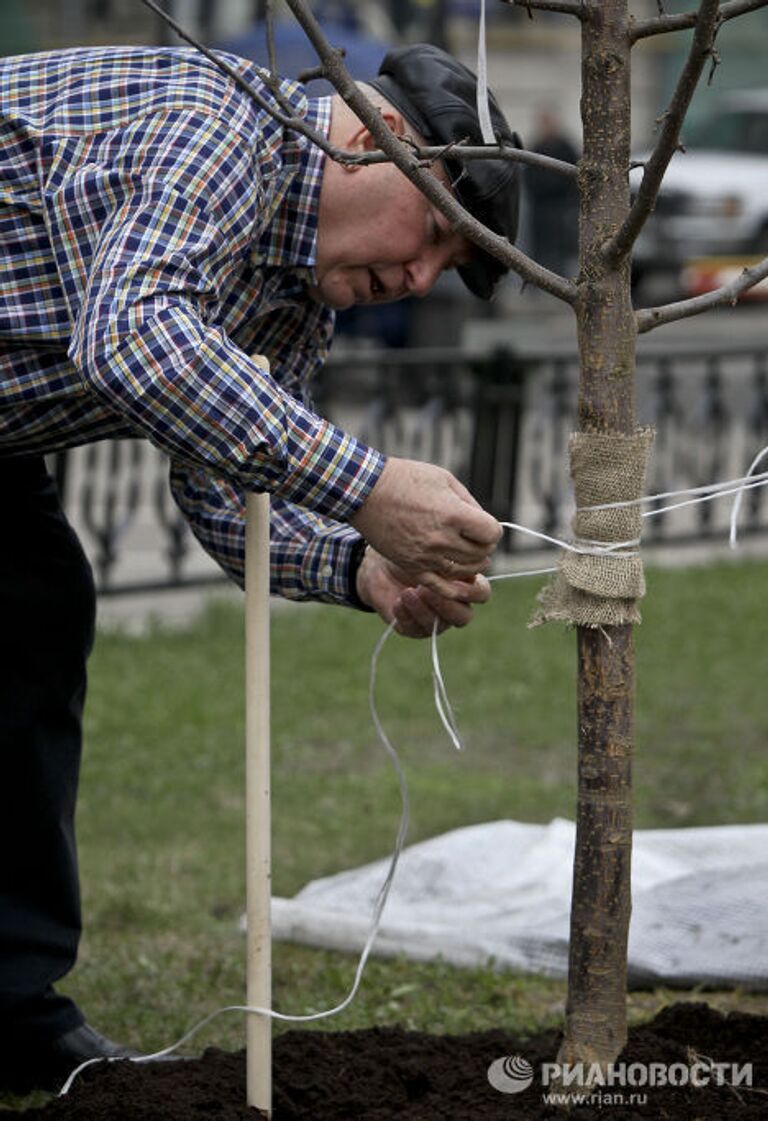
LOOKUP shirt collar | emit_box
[257,96,332,271]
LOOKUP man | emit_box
[0,41,519,1088]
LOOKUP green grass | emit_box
[3,559,768,1109]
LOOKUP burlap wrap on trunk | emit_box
[530,427,655,628]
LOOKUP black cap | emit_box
[369,43,520,300]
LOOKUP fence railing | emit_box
[54,343,768,594]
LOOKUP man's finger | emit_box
[460,519,503,547]
[445,483,502,546]
[419,568,487,600]
[434,573,491,604]
[393,579,485,636]
[438,554,493,580]
[416,587,474,627]
[393,591,440,638]
[440,522,501,562]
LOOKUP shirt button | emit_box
[321,564,333,579]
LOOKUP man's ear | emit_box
[343,108,408,163]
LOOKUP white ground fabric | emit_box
[271,819,768,989]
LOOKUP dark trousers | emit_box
[0,455,93,1044]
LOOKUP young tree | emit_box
[145,0,768,1083]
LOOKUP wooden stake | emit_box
[245,491,272,1116]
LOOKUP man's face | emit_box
[309,159,473,312]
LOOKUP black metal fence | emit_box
[54,343,768,594]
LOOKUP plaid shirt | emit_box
[0,46,385,605]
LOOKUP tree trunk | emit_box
[558,0,637,1072]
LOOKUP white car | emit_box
[631,90,768,293]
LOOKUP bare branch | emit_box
[281,0,578,303]
[603,0,720,264]
[636,256,768,333]
[503,0,587,15]
[297,50,347,84]
[450,146,578,178]
[297,63,325,82]
[631,0,768,41]
[353,141,578,178]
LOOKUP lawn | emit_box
[2,559,768,1109]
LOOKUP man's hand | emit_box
[355,546,492,638]
[350,458,501,596]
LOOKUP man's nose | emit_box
[405,252,447,298]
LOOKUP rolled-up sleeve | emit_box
[169,461,365,605]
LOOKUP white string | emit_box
[581,468,768,514]
[428,566,558,751]
[498,471,768,553]
[476,0,496,144]
[730,444,768,548]
[431,618,463,751]
[641,476,768,521]
[498,520,640,556]
[491,567,559,581]
[575,469,768,528]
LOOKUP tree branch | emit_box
[631,0,768,42]
[420,145,578,179]
[603,0,721,265]
[636,256,768,333]
[503,149,578,179]
[502,0,587,16]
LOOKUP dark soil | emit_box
[4,1002,767,1119]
